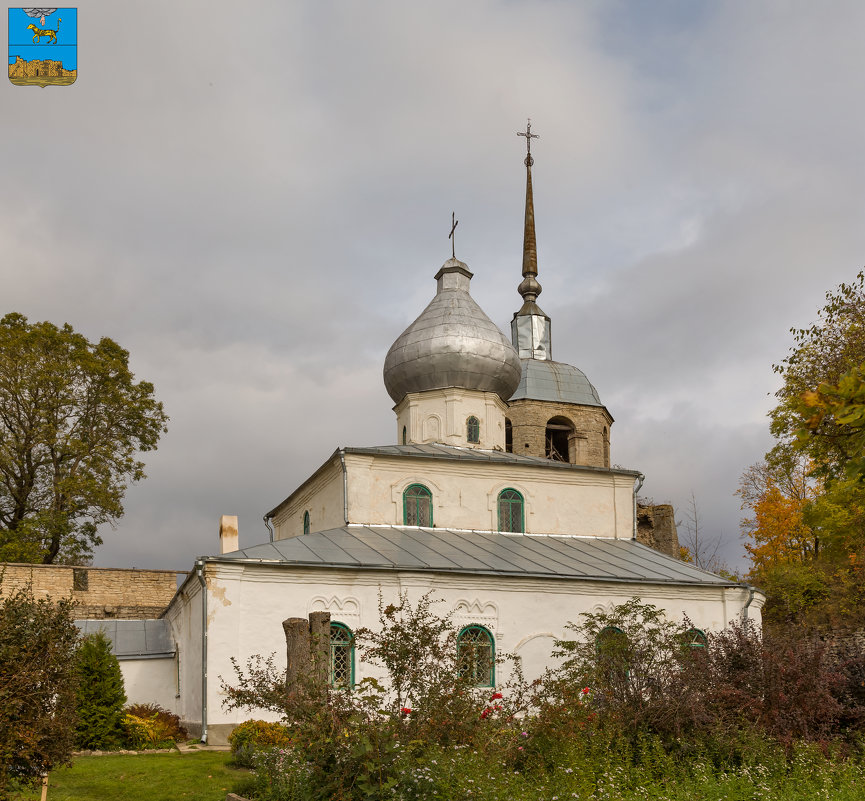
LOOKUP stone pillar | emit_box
[283,617,311,688]
[308,611,331,686]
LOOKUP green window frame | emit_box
[596,625,630,682]
[497,488,524,533]
[466,415,480,444]
[330,622,355,689]
[458,625,495,687]
[680,628,708,651]
[303,510,310,535]
[403,483,433,527]
[402,425,407,445]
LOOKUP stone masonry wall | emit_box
[0,562,184,619]
[636,504,680,558]
[507,399,612,467]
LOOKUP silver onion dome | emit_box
[383,258,522,404]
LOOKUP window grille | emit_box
[458,625,495,687]
[72,568,88,592]
[497,488,524,533]
[330,623,354,689]
[466,416,480,444]
[403,484,433,527]
[680,628,708,651]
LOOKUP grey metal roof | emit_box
[509,359,604,407]
[213,526,737,587]
[383,259,521,404]
[344,443,638,475]
[75,619,176,660]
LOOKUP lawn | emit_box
[12,751,252,801]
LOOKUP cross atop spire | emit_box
[448,211,458,259]
[517,118,540,167]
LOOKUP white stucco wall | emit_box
[394,389,509,450]
[120,657,179,714]
[272,455,346,540]
[164,577,203,735]
[343,452,636,537]
[181,561,762,744]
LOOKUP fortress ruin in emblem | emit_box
[8,8,77,87]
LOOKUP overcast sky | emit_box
[4,1,864,572]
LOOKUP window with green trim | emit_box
[303,510,310,535]
[680,628,708,652]
[402,426,407,445]
[458,625,495,687]
[497,488,524,533]
[596,626,630,684]
[403,484,433,527]
[330,622,354,689]
[466,415,480,444]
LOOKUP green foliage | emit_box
[228,720,292,768]
[74,631,127,750]
[0,312,168,564]
[742,272,865,629]
[222,591,529,800]
[122,703,187,749]
[0,581,79,794]
[11,751,252,801]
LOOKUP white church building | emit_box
[118,130,764,744]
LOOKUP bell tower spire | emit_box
[512,119,552,360]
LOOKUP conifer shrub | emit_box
[123,703,187,748]
[74,630,127,749]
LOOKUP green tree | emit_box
[0,313,168,564]
[0,582,79,794]
[771,270,865,474]
[74,630,127,749]
[741,272,865,629]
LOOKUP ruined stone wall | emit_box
[506,398,612,467]
[8,56,76,79]
[636,504,680,558]
[0,562,184,619]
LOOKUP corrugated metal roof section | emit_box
[75,619,176,660]
[215,526,737,587]
[345,444,638,475]
[509,359,604,407]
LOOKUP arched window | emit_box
[402,425,407,445]
[403,484,433,527]
[330,622,354,689]
[505,418,513,453]
[466,416,480,444]
[680,628,708,652]
[497,488,524,533]
[458,625,495,687]
[545,416,574,462]
[603,427,610,467]
[596,626,630,684]
[303,510,310,535]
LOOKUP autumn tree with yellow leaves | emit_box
[741,273,865,628]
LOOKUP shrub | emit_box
[74,630,127,749]
[123,703,187,749]
[228,719,292,767]
[0,583,79,794]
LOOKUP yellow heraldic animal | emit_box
[27,18,61,44]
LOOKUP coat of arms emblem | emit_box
[8,7,77,87]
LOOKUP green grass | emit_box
[12,751,252,801]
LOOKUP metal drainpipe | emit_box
[339,449,349,525]
[263,514,274,543]
[195,559,208,744]
[742,584,756,622]
[632,473,645,540]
